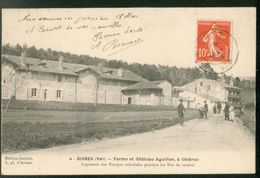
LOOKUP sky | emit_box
[2,8,256,77]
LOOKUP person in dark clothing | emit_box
[224,102,230,120]
[203,100,208,119]
[213,105,217,114]
[197,103,204,119]
[217,102,222,114]
[177,99,185,126]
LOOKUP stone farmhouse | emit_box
[122,80,172,105]
[172,78,241,111]
[2,53,173,106]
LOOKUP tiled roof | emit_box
[173,86,185,91]
[150,80,167,85]
[183,78,241,90]
[3,55,79,76]
[122,82,162,91]
[222,83,241,90]
[2,55,146,82]
[101,70,148,82]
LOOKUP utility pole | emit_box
[95,75,100,106]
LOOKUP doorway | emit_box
[127,97,131,104]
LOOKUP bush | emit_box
[244,102,255,110]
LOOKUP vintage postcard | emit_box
[1,8,256,175]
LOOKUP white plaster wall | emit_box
[140,93,151,105]
[183,79,227,103]
[179,90,216,112]
[76,70,97,103]
[151,91,161,106]
[98,79,132,104]
[158,81,172,105]
[98,84,122,104]
[122,91,139,105]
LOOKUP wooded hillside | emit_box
[2,43,255,89]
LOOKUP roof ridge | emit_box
[3,54,146,82]
[2,54,125,71]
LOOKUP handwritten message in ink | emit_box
[18,12,144,56]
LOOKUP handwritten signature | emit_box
[91,38,143,56]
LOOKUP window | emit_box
[195,87,197,93]
[32,88,37,97]
[56,90,62,98]
[207,85,211,91]
[57,75,62,82]
[200,82,203,86]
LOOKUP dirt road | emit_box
[2,114,255,174]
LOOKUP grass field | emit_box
[240,109,255,136]
[240,88,255,104]
[2,110,190,123]
[1,109,196,152]
[1,99,177,112]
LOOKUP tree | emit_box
[2,43,13,55]
[3,68,29,117]
[2,43,219,87]
[14,44,23,56]
[199,63,219,80]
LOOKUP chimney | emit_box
[229,77,234,86]
[20,52,26,66]
[218,73,225,83]
[59,56,64,70]
[117,68,124,77]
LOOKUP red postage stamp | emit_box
[196,20,231,63]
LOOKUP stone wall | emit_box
[16,71,77,102]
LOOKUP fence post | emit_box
[27,88,29,100]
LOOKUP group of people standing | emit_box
[197,101,209,119]
[214,102,235,121]
[223,102,236,121]
[213,102,222,114]
[177,99,208,126]
[177,100,237,126]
